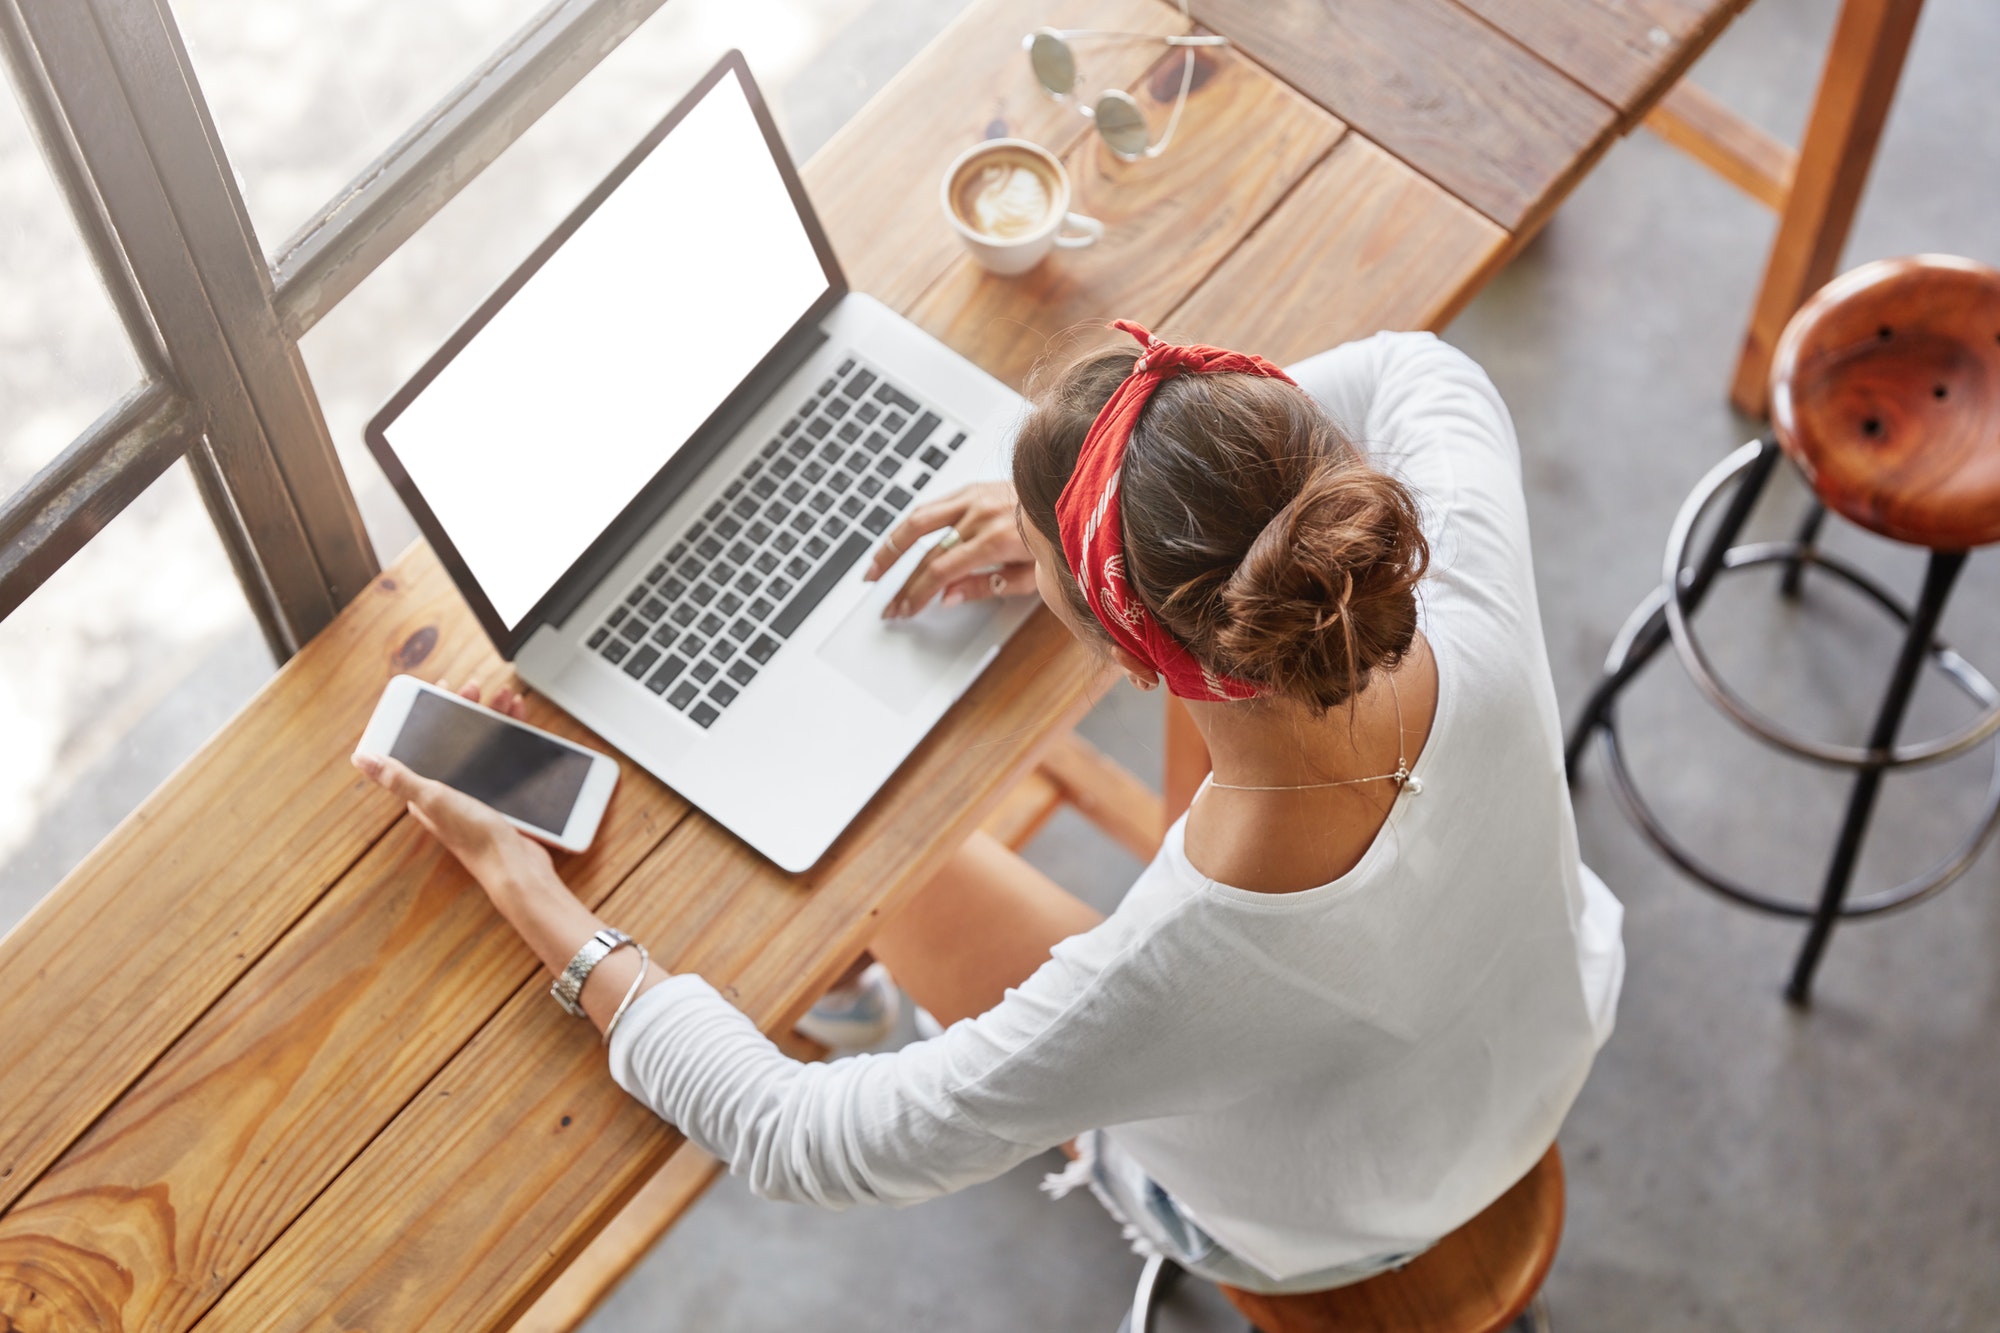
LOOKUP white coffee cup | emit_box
[940,138,1103,276]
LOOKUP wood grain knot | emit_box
[377,576,399,592]
[395,626,439,671]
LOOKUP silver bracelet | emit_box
[552,927,632,1017]
[603,942,652,1044]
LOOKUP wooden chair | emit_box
[1123,1146,1564,1333]
[1565,254,2000,1004]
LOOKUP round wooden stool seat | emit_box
[1218,1147,1564,1333]
[1770,254,2000,551]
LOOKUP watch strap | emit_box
[551,927,632,1017]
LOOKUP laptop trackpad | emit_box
[818,582,1002,715]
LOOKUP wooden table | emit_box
[1,0,1883,1328]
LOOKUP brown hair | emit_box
[1013,343,1429,711]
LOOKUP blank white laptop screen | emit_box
[383,68,831,630]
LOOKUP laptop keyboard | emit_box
[584,357,967,730]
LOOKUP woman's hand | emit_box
[352,682,663,1031]
[864,480,1038,619]
[351,681,557,904]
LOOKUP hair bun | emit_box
[1216,461,1429,708]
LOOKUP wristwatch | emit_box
[552,927,633,1017]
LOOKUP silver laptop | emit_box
[366,52,1034,872]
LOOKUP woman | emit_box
[354,324,1623,1293]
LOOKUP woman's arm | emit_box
[352,691,1250,1213]
[348,685,1082,1206]
[351,685,666,1033]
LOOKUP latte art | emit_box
[940,137,1098,275]
[952,153,1057,240]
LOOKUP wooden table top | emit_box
[0,0,1746,1328]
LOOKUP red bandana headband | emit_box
[1054,320,1298,701]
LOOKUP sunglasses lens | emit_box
[1093,91,1149,158]
[1028,31,1076,96]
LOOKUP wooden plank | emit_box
[1453,0,1750,117]
[0,552,498,1217]
[800,0,1186,313]
[1729,0,1925,416]
[504,1148,723,1333]
[1189,0,1614,231]
[905,42,1344,386]
[0,544,693,1333]
[187,820,763,1333]
[1168,135,1510,365]
[498,1032,824,1333]
[1038,732,1166,861]
[1644,80,1797,211]
[193,612,1101,1333]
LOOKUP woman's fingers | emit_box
[355,753,451,812]
[442,678,530,720]
[353,745,551,895]
[938,564,1039,607]
[354,753,496,839]
[865,480,1025,583]
[884,525,1024,618]
[865,492,970,582]
[354,752,436,810]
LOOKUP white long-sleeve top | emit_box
[610,331,1625,1281]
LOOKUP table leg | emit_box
[1728,0,1926,417]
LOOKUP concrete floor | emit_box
[3,0,1996,1327]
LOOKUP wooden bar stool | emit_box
[1566,255,2000,1004]
[1121,1146,1563,1333]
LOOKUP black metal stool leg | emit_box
[1564,603,1668,779]
[1565,438,1784,781]
[1786,548,1970,1005]
[1779,501,1829,599]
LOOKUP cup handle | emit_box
[1053,211,1103,250]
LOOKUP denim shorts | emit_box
[1042,1130,1432,1296]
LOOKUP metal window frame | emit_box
[0,0,670,656]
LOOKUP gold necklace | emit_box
[1205,673,1423,796]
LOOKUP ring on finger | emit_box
[989,570,1007,595]
[935,526,963,553]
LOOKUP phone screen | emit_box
[390,691,594,834]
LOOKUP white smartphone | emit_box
[356,675,619,853]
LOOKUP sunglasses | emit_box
[1023,4,1229,161]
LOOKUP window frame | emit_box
[0,0,672,657]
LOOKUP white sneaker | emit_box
[796,961,901,1051]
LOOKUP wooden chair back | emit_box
[1219,1145,1564,1333]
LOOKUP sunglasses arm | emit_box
[1141,47,1200,160]
[1037,29,1230,46]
